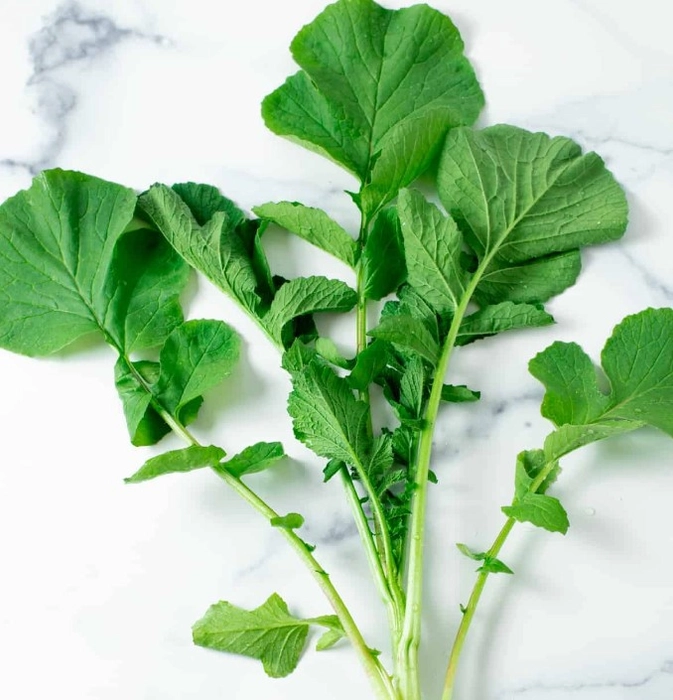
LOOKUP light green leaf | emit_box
[362,208,406,300]
[140,184,262,315]
[315,337,354,370]
[264,276,357,346]
[253,201,357,268]
[457,302,554,346]
[397,189,465,315]
[347,340,391,391]
[263,0,483,216]
[456,543,513,574]
[288,360,371,468]
[438,125,628,303]
[270,513,305,530]
[543,422,639,462]
[369,315,440,366]
[441,384,480,403]
[125,445,226,484]
[0,169,137,356]
[502,494,569,534]
[193,594,325,678]
[218,442,286,478]
[316,628,345,652]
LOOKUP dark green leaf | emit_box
[441,384,480,403]
[399,356,425,418]
[263,0,483,216]
[397,189,465,315]
[362,208,406,300]
[253,201,357,268]
[457,302,554,346]
[125,445,225,484]
[171,182,246,229]
[220,442,286,478]
[288,361,372,468]
[369,315,440,366]
[264,276,357,346]
[348,340,391,390]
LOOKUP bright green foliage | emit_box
[456,544,513,574]
[288,359,371,468]
[441,385,480,403]
[362,208,406,300]
[456,302,554,345]
[265,276,357,346]
[397,188,465,315]
[315,337,354,370]
[438,125,629,303]
[262,0,483,217]
[192,594,343,678]
[221,441,286,478]
[253,201,357,268]
[271,513,305,529]
[369,315,440,366]
[125,445,226,483]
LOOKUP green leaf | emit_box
[456,544,513,574]
[264,276,357,346]
[368,434,395,483]
[263,0,483,216]
[438,125,628,303]
[529,309,673,460]
[369,315,440,366]
[220,442,286,478]
[140,184,263,315]
[397,189,465,315]
[0,169,137,356]
[457,302,554,346]
[171,182,246,229]
[125,445,226,484]
[513,449,561,499]
[270,513,305,530]
[400,356,425,418]
[362,208,406,300]
[253,201,357,268]
[348,340,391,390]
[316,627,345,652]
[441,384,480,403]
[288,360,371,468]
[193,594,328,678]
[474,250,582,306]
[315,337,354,370]
[503,495,569,534]
[282,342,320,376]
[323,459,345,483]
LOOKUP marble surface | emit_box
[1,1,672,699]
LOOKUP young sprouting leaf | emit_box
[530,308,673,460]
[369,315,440,366]
[253,201,357,268]
[263,276,357,346]
[441,384,480,403]
[456,544,513,574]
[140,184,263,316]
[347,340,391,391]
[314,337,354,370]
[124,445,226,484]
[323,459,345,483]
[0,169,163,357]
[219,442,286,478]
[192,594,340,678]
[474,250,582,306]
[288,360,372,469]
[362,208,406,301]
[270,513,305,530]
[456,302,554,346]
[502,450,568,534]
[262,0,483,217]
[316,627,345,652]
[397,189,465,315]
[438,125,628,303]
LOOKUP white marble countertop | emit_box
[1,1,672,699]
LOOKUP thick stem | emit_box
[441,460,558,700]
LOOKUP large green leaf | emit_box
[193,593,343,678]
[263,0,483,216]
[438,125,628,303]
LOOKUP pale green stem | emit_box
[441,461,558,700]
[397,257,494,700]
